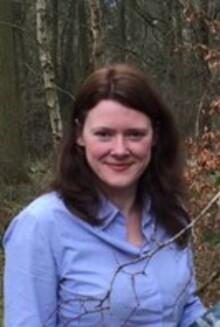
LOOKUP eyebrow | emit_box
[92,127,149,132]
[125,128,149,133]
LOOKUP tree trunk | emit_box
[88,0,104,71]
[36,0,63,150]
[195,0,212,136]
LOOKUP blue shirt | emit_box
[3,192,205,327]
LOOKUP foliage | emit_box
[185,129,220,306]
[203,231,220,247]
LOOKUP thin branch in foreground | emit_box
[101,191,220,304]
[40,191,220,325]
[197,270,220,295]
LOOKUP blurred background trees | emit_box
[0,0,219,309]
[0,0,25,184]
[1,0,219,156]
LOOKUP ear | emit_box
[76,134,85,147]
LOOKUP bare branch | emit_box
[98,191,220,308]
[197,270,220,295]
[24,62,75,102]
[0,20,24,32]
[106,41,154,67]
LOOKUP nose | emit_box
[111,136,129,157]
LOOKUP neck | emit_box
[103,186,138,217]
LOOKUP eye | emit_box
[126,130,147,140]
[94,130,113,140]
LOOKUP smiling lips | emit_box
[105,163,133,171]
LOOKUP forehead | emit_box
[84,100,152,128]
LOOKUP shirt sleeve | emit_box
[179,248,206,327]
[3,209,60,327]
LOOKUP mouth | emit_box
[105,163,132,172]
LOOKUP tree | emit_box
[88,0,104,71]
[36,0,63,150]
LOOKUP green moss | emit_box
[203,231,220,247]
[209,171,220,186]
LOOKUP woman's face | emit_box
[77,100,154,195]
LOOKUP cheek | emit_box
[84,141,109,160]
[135,139,154,159]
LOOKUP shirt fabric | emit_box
[3,192,205,327]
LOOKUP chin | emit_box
[100,179,137,192]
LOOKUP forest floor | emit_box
[0,132,219,324]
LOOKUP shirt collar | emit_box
[97,195,152,230]
[97,196,120,229]
[141,197,154,228]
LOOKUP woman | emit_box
[4,64,205,326]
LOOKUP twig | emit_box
[24,62,75,101]
[197,270,220,295]
[0,20,24,32]
[101,190,220,304]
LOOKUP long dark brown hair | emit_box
[52,64,190,247]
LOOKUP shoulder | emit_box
[22,191,66,218]
[3,192,72,246]
[11,191,69,222]
[3,192,67,282]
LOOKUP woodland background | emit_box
[0,0,219,325]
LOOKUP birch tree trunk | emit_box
[36,0,63,150]
[88,0,104,71]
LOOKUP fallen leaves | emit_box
[185,130,220,306]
